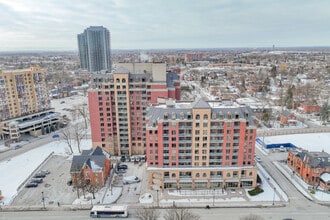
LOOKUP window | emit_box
[203,114,208,120]
[195,114,200,120]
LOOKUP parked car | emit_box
[14,145,22,150]
[120,155,126,162]
[34,173,46,178]
[254,155,262,162]
[40,170,50,175]
[67,179,72,186]
[31,178,43,183]
[52,134,60,138]
[123,176,140,184]
[25,183,38,188]
[115,168,126,174]
[118,164,128,170]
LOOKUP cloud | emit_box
[0,0,330,51]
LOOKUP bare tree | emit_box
[135,207,160,220]
[60,126,74,154]
[72,122,86,153]
[164,207,200,220]
[73,104,89,129]
[73,173,88,199]
[70,104,89,129]
[240,214,264,220]
[86,183,99,200]
[60,121,86,154]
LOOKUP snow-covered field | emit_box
[262,133,330,153]
[0,139,91,205]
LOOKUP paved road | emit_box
[255,148,330,218]
[1,206,330,220]
[0,134,54,162]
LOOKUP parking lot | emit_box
[12,155,76,207]
[10,154,150,207]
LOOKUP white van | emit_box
[123,176,140,184]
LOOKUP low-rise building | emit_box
[70,146,111,187]
[287,150,330,191]
[280,110,296,125]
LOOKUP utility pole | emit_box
[41,191,45,209]
[272,187,276,205]
[156,189,159,207]
[213,188,215,206]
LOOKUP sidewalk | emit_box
[274,161,330,204]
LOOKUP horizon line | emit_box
[1,45,330,54]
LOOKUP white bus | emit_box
[90,205,128,218]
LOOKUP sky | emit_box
[0,0,330,51]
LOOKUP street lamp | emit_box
[272,187,276,205]
[41,191,45,209]
[156,189,159,207]
[213,188,215,206]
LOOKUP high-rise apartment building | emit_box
[0,66,59,141]
[77,26,111,72]
[145,98,258,190]
[88,63,180,156]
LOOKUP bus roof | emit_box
[91,205,127,212]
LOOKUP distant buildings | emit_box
[0,66,60,143]
[88,63,180,156]
[287,150,330,191]
[145,98,258,190]
[184,53,203,62]
[77,26,111,72]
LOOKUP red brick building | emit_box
[287,150,330,190]
[70,147,111,187]
[280,110,296,125]
[299,103,320,114]
[88,63,180,156]
[145,98,258,190]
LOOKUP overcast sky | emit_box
[0,0,329,51]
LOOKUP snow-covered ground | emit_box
[262,133,330,154]
[51,94,88,120]
[0,139,91,205]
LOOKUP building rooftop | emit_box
[146,98,255,127]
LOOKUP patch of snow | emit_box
[139,193,153,204]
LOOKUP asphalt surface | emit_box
[11,155,75,206]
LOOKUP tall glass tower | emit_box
[77,26,111,72]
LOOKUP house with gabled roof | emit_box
[70,146,111,187]
[287,150,330,191]
[280,110,296,126]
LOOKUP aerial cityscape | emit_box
[0,1,330,220]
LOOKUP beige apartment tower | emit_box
[0,66,53,141]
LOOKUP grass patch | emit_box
[248,187,264,196]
